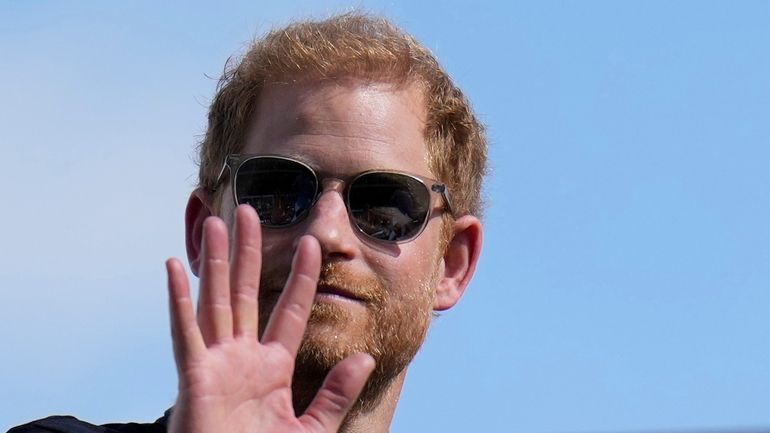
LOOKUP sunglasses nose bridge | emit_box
[312,177,349,217]
[302,177,359,259]
[319,177,346,194]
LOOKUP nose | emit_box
[297,179,359,261]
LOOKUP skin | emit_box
[169,79,483,432]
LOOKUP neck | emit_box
[339,369,406,433]
[293,368,408,433]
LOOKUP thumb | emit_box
[298,353,376,432]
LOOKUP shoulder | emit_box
[7,416,107,433]
[7,414,167,433]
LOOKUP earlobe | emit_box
[434,215,483,311]
[185,188,215,277]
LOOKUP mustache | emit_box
[259,261,385,304]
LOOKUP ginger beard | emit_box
[258,260,438,414]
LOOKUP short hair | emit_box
[198,12,487,219]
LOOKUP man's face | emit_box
[216,79,445,407]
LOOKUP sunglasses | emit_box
[213,154,453,243]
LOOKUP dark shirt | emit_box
[7,410,169,433]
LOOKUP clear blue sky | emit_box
[2,1,769,432]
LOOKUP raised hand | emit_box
[165,204,375,433]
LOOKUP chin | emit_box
[292,288,435,415]
[302,301,373,361]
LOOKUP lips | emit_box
[263,284,367,303]
[315,283,366,302]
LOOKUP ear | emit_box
[185,187,215,277]
[434,215,483,311]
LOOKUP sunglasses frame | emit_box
[213,154,454,243]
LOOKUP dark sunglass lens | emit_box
[348,173,430,241]
[234,158,316,226]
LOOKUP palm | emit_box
[177,339,301,431]
[165,205,374,433]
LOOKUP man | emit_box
[10,12,486,433]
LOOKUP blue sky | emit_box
[2,1,769,432]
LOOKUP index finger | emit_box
[260,235,321,356]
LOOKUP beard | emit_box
[258,260,436,416]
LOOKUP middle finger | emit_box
[230,205,262,338]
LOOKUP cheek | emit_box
[217,196,236,227]
[261,239,285,263]
[261,229,301,267]
[408,236,444,294]
[374,247,441,301]
[215,184,235,216]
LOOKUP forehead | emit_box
[242,79,430,176]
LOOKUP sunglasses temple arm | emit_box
[211,160,231,193]
[432,184,455,216]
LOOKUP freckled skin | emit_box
[221,80,442,318]
[218,79,444,414]
[172,77,482,433]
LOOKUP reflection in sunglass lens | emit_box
[234,158,317,226]
[348,172,430,241]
